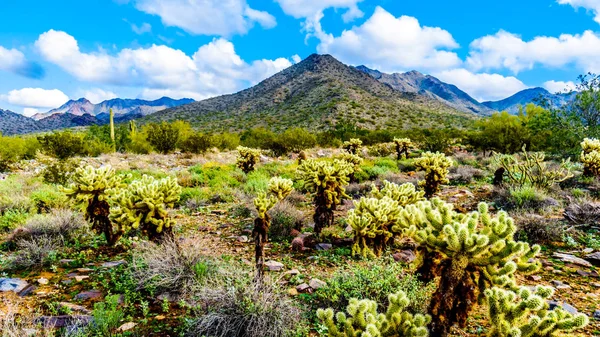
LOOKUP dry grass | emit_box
[0,298,54,337]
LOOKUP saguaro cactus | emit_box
[297,159,353,235]
[253,177,293,282]
[343,138,363,155]
[129,120,137,137]
[580,138,600,177]
[110,175,181,243]
[485,286,588,337]
[394,137,413,160]
[109,108,116,152]
[236,146,261,173]
[317,290,431,337]
[401,199,541,337]
[63,165,127,245]
[414,152,453,197]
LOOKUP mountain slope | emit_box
[482,87,575,114]
[0,109,41,135]
[146,54,474,131]
[356,66,493,115]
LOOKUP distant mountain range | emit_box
[0,97,193,135]
[0,54,581,136]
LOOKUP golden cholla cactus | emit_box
[343,138,363,155]
[267,176,294,201]
[236,146,261,173]
[394,137,413,160]
[317,290,431,337]
[335,152,363,183]
[63,165,128,245]
[399,198,540,337]
[297,159,353,235]
[414,151,453,197]
[485,286,588,337]
[348,196,400,258]
[110,175,181,243]
[371,180,425,206]
[581,138,600,177]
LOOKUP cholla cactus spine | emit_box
[317,290,431,337]
[414,152,453,197]
[63,165,127,245]
[485,286,589,337]
[109,175,181,243]
[343,138,363,155]
[394,137,413,160]
[580,138,600,177]
[297,159,353,235]
[236,146,261,173]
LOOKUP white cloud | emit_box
[292,54,302,63]
[134,0,276,36]
[558,0,600,23]
[1,88,69,108]
[81,88,118,104]
[316,7,461,72]
[129,21,152,34]
[434,68,529,102]
[467,30,600,73]
[544,80,577,93]
[275,0,364,20]
[35,30,294,100]
[0,46,44,78]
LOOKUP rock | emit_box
[284,269,300,276]
[155,315,166,320]
[560,302,578,315]
[18,285,37,296]
[35,315,92,328]
[157,293,176,303]
[576,269,590,277]
[585,252,600,266]
[288,288,298,296]
[544,266,554,271]
[118,322,137,332]
[552,270,562,274]
[583,248,594,254]
[290,229,301,237]
[291,237,304,251]
[552,253,593,268]
[59,259,75,265]
[528,275,542,281]
[75,276,89,282]
[0,278,29,293]
[594,310,600,321]
[75,290,103,300]
[58,302,91,314]
[37,278,49,285]
[309,278,326,290]
[551,280,564,286]
[76,268,94,273]
[315,243,333,251]
[264,260,284,272]
[259,155,269,163]
[211,209,226,215]
[556,284,571,290]
[392,250,416,264]
[591,282,600,288]
[345,225,353,233]
[101,260,126,268]
[296,283,311,293]
[237,235,249,243]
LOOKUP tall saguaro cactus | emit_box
[109,108,116,152]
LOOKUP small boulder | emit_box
[586,252,600,266]
[75,290,103,300]
[37,278,49,285]
[296,283,311,293]
[118,322,137,332]
[393,250,416,264]
[0,278,29,293]
[58,302,91,314]
[264,260,284,272]
[528,275,542,282]
[315,243,333,251]
[101,260,126,268]
[309,278,326,290]
[288,288,298,296]
[552,253,592,268]
[594,310,600,321]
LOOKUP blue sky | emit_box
[1,0,600,116]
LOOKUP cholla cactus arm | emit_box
[343,138,363,155]
[348,196,400,258]
[267,177,294,201]
[371,181,425,206]
[317,291,430,337]
[393,138,413,159]
[493,148,574,188]
[109,175,181,243]
[485,286,589,337]
[580,138,600,177]
[414,152,453,197]
[236,146,261,173]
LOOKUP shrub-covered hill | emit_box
[145,54,475,132]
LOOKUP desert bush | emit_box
[564,199,600,227]
[0,135,39,172]
[414,151,453,197]
[180,132,212,154]
[278,127,317,154]
[131,238,218,299]
[314,259,435,315]
[371,181,424,206]
[342,138,363,155]
[508,186,554,210]
[0,209,30,232]
[297,159,353,235]
[449,165,485,184]
[367,142,395,157]
[39,157,78,185]
[397,158,417,172]
[68,294,124,337]
[37,131,86,159]
[485,286,588,337]
[212,132,241,150]
[0,299,54,337]
[236,146,261,173]
[29,185,67,213]
[514,214,564,244]
[127,131,153,154]
[185,280,302,337]
[110,175,181,243]
[144,121,181,154]
[267,200,305,240]
[580,137,600,177]
[317,290,431,337]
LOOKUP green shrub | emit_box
[144,121,181,154]
[509,185,550,209]
[0,209,30,232]
[268,200,305,240]
[37,131,86,159]
[0,135,39,172]
[212,132,240,150]
[244,170,270,195]
[127,132,153,154]
[278,127,317,154]
[39,158,78,185]
[29,185,67,213]
[180,132,212,154]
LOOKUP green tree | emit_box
[144,122,181,154]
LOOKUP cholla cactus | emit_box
[414,152,453,197]
[494,147,574,188]
[253,177,293,282]
[343,138,363,155]
[348,196,400,258]
[63,165,127,245]
[336,152,363,183]
[400,198,540,337]
[110,175,181,243]
[580,138,600,177]
[394,138,413,160]
[236,146,261,173]
[297,159,353,235]
[371,181,425,206]
[485,286,588,337]
[317,290,431,337]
